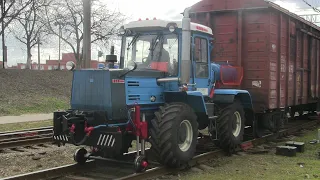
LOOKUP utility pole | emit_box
[54,20,62,70]
[83,0,91,69]
[38,37,40,70]
[58,24,61,70]
[1,0,6,69]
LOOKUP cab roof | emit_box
[123,19,213,35]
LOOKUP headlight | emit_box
[119,28,126,35]
[66,61,76,71]
[169,25,176,32]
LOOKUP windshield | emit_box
[122,33,179,76]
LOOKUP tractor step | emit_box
[208,116,218,120]
[205,103,215,118]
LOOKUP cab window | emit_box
[194,37,208,78]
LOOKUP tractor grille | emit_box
[127,81,140,86]
[128,95,141,100]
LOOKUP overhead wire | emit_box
[302,0,320,13]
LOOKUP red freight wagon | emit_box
[190,0,320,119]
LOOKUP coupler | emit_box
[53,105,149,173]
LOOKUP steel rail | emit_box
[0,127,53,149]
[0,126,53,135]
[2,119,319,180]
[0,137,53,149]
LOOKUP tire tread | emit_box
[149,102,198,167]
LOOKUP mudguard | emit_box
[212,89,253,109]
[164,91,207,114]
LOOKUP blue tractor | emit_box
[53,7,254,172]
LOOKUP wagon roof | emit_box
[190,0,320,32]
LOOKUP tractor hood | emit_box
[70,69,165,120]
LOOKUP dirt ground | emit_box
[0,69,72,116]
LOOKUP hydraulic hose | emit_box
[68,119,94,146]
[69,132,89,146]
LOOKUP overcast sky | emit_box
[111,0,201,22]
[1,0,320,67]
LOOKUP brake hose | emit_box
[69,120,94,146]
[70,132,89,146]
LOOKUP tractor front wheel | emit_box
[149,102,198,167]
[215,101,245,153]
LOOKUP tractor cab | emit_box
[117,18,214,94]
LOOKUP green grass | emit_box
[0,120,52,132]
[181,128,320,180]
[0,97,69,116]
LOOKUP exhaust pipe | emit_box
[180,7,192,86]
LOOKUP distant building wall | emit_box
[12,53,99,70]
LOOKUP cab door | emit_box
[192,35,210,96]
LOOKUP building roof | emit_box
[62,53,79,62]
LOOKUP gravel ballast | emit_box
[0,144,79,178]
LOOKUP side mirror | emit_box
[66,61,76,71]
[119,61,137,78]
[127,60,137,71]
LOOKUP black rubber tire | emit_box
[148,104,168,163]
[149,102,198,167]
[215,101,245,153]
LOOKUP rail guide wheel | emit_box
[134,155,148,173]
[74,148,88,165]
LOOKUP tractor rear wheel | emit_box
[149,102,198,167]
[215,101,245,153]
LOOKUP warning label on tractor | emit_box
[112,79,125,83]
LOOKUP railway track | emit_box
[2,117,319,180]
[0,127,53,150]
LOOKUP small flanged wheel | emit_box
[74,148,88,165]
[134,155,148,173]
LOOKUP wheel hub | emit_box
[74,148,88,165]
[134,155,148,173]
[232,117,237,130]
[178,120,193,152]
[232,111,241,137]
[179,125,187,143]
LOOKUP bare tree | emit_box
[0,0,33,36]
[42,0,126,68]
[9,0,49,69]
